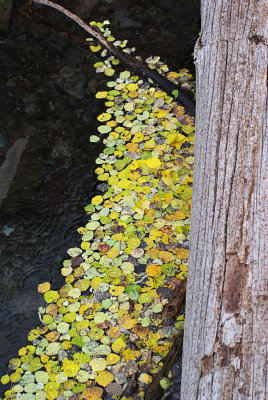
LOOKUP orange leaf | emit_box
[146,248,160,259]
[173,210,186,220]
[176,248,189,259]
[159,251,174,263]
[146,264,162,277]
[126,142,138,152]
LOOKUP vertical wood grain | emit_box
[181,1,267,398]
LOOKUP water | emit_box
[0,0,200,394]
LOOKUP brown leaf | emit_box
[97,243,110,253]
[71,256,83,267]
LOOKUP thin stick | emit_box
[32,0,195,115]
[33,0,126,58]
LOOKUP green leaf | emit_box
[172,89,179,99]
[90,135,100,143]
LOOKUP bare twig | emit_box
[32,0,195,115]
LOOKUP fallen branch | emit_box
[162,278,187,325]
[32,0,195,116]
[145,330,184,400]
[144,280,187,400]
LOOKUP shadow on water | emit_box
[0,0,200,395]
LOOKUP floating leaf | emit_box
[91,195,103,205]
[95,371,114,387]
[120,71,131,79]
[35,371,49,384]
[68,288,81,299]
[62,359,80,378]
[90,44,101,52]
[172,89,179,98]
[109,286,124,296]
[104,68,115,76]
[138,293,152,304]
[1,375,10,384]
[89,135,100,143]
[146,264,161,277]
[97,125,112,134]
[38,282,51,293]
[44,290,59,303]
[176,248,189,259]
[138,373,152,384]
[111,337,126,353]
[97,113,112,122]
[96,91,108,99]
[45,342,61,356]
[146,157,161,169]
[106,382,123,396]
[125,284,141,300]
[126,83,138,91]
[106,353,121,365]
[82,387,103,400]
[45,331,60,342]
[94,312,107,324]
[107,327,121,339]
[117,315,137,329]
[57,322,69,334]
[89,358,107,372]
[152,303,163,313]
[122,349,140,361]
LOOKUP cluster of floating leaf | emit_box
[0,20,194,400]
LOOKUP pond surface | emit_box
[0,0,199,396]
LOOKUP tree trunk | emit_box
[181,1,267,399]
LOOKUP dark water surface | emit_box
[0,0,200,395]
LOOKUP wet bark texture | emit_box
[181,0,267,399]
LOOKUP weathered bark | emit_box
[181,1,267,399]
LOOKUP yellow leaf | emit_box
[97,113,111,122]
[89,358,107,372]
[126,83,139,91]
[109,286,124,296]
[146,157,161,169]
[161,170,173,186]
[91,195,103,205]
[123,349,141,361]
[117,315,137,329]
[159,251,173,263]
[90,44,101,52]
[104,68,115,76]
[106,247,120,258]
[112,337,126,353]
[95,371,114,387]
[106,353,121,365]
[138,373,152,384]
[96,91,108,99]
